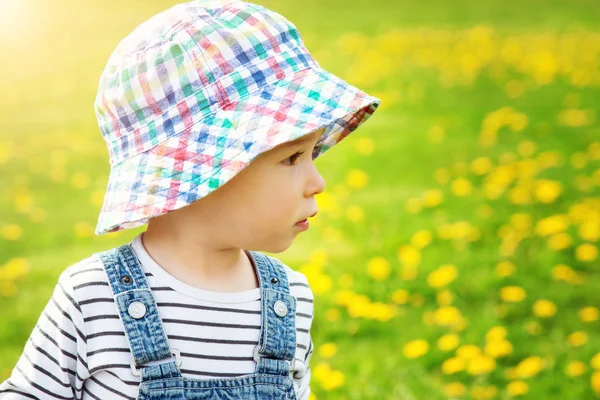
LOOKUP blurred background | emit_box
[1,0,599,398]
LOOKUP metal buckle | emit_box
[253,345,295,373]
[130,348,182,377]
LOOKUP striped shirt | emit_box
[0,233,314,399]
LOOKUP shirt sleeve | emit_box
[294,336,314,400]
[0,267,88,399]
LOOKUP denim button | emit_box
[128,301,146,319]
[274,300,288,317]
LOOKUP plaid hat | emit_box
[94,0,381,235]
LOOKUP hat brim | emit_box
[95,66,381,235]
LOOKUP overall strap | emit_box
[249,251,298,376]
[95,244,182,381]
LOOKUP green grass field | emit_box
[1,0,599,398]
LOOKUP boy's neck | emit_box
[140,229,259,293]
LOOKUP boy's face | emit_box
[165,127,327,253]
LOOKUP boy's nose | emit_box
[307,165,326,197]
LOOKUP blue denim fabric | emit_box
[96,244,298,399]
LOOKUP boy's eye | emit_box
[283,151,304,166]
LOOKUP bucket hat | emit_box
[94,0,381,235]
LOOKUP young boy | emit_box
[0,0,380,398]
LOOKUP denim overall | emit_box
[96,244,298,399]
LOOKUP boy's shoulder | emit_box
[57,253,112,296]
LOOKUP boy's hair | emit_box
[93,0,380,235]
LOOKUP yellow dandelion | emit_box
[467,354,496,375]
[308,273,332,296]
[451,178,473,196]
[570,152,588,169]
[551,264,582,284]
[444,382,466,397]
[367,257,390,281]
[568,331,588,347]
[438,333,460,352]
[500,286,526,302]
[495,261,516,277]
[427,264,458,288]
[403,339,429,359]
[456,344,482,361]
[535,214,569,236]
[371,302,395,322]
[588,142,600,160]
[470,384,498,400]
[1,224,23,241]
[592,371,600,395]
[391,289,410,305]
[507,380,529,396]
[579,306,599,323]
[516,159,538,179]
[315,192,338,214]
[423,189,444,207]
[566,360,587,377]
[318,343,337,359]
[411,230,432,249]
[533,299,557,318]
[397,245,421,267]
[534,179,562,203]
[13,193,33,214]
[484,340,513,358]
[536,151,562,168]
[591,353,600,369]
[578,220,599,242]
[442,357,466,374]
[508,112,528,131]
[434,306,461,326]
[508,185,532,205]
[557,109,594,127]
[576,243,598,262]
[485,326,508,342]
[547,232,573,251]
[346,169,368,189]
[470,157,493,175]
[516,356,544,378]
[0,258,30,281]
[321,368,345,391]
